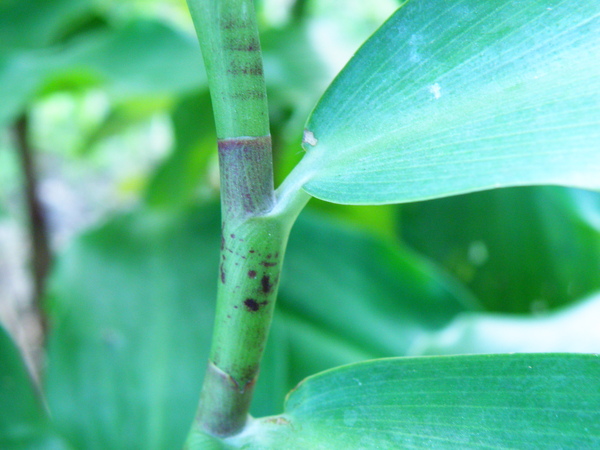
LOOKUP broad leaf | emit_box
[0,0,94,50]
[229,354,600,448]
[0,18,204,127]
[0,324,67,449]
[289,0,600,204]
[280,212,475,358]
[45,206,220,449]
[62,19,204,98]
[400,187,600,312]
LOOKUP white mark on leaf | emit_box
[429,83,442,99]
[303,129,318,147]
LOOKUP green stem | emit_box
[187,0,269,139]
[185,0,310,439]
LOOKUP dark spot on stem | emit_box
[261,261,277,267]
[244,298,259,312]
[244,298,268,312]
[248,270,257,279]
[227,60,263,76]
[261,275,273,294]
[220,263,226,284]
[266,254,272,259]
[249,250,255,254]
[221,235,225,251]
[230,233,236,239]
[231,90,265,100]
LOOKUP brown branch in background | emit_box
[14,113,51,340]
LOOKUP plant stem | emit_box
[185,0,309,439]
[187,0,269,139]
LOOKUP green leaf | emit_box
[0,0,94,50]
[0,18,205,127]
[63,19,205,98]
[0,324,67,449]
[289,0,600,205]
[0,51,48,126]
[0,0,96,125]
[234,354,600,448]
[144,91,217,209]
[45,206,221,449]
[281,212,475,355]
[400,187,600,312]
[413,293,600,356]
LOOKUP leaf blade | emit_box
[241,354,600,448]
[292,0,600,204]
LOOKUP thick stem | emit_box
[218,136,275,223]
[186,0,288,439]
[187,0,269,139]
[195,214,291,436]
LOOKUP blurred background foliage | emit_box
[1,0,599,448]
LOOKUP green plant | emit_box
[186,0,600,445]
[1,0,600,448]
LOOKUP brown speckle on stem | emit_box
[220,263,226,284]
[260,261,276,267]
[244,298,268,312]
[261,275,273,294]
[248,270,257,279]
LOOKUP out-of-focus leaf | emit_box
[45,205,221,449]
[288,0,600,204]
[281,212,476,356]
[262,24,329,186]
[412,293,600,356]
[0,18,205,127]
[0,324,67,449]
[262,25,328,110]
[0,0,97,125]
[0,0,94,50]
[0,52,48,126]
[63,19,205,98]
[144,91,216,209]
[252,211,477,417]
[400,187,600,312]
[77,97,174,155]
[230,354,600,449]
